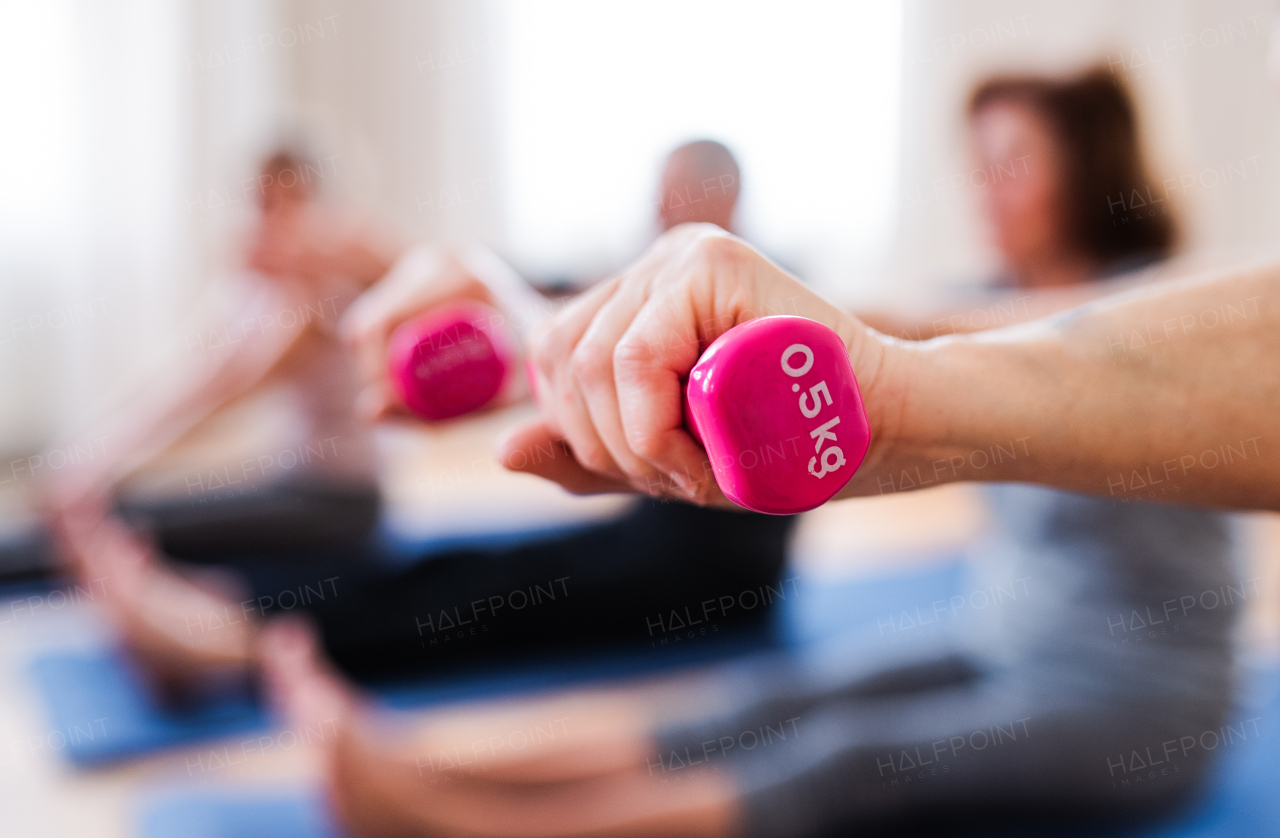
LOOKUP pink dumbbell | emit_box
[387,302,518,421]
[685,315,870,515]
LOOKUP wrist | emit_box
[909,334,1048,483]
[840,332,1044,498]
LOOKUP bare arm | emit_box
[50,280,313,508]
[858,282,1114,341]
[507,225,1280,512]
[855,261,1277,508]
[854,253,1191,342]
[340,244,555,420]
[55,197,405,507]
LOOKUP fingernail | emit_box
[669,471,698,501]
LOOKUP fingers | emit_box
[528,276,626,478]
[354,381,416,423]
[520,236,702,500]
[528,257,711,498]
[615,295,726,504]
[340,250,432,393]
[497,420,631,495]
[518,226,841,508]
[569,283,680,494]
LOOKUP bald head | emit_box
[657,140,740,231]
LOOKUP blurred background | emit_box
[4,0,1280,461]
[2,1,1280,836]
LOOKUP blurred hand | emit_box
[247,202,399,290]
[339,245,543,421]
[499,224,899,507]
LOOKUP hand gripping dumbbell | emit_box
[684,315,870,514]
[391,307,868,514]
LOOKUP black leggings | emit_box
[122,482,794,681]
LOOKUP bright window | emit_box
[497,0,903,287]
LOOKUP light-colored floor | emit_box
[2,403,1277,837]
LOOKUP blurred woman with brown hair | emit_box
[970,67,1175,287]
[866,67,1178,337]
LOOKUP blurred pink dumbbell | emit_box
[387,302,518,421]
[685,315,870,515]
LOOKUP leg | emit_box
[56,508,256,699]
[62,492,793,693]
[48,480,380,698]
[116,477,381,562]
[652,648,1233,837]
[260,619,741,838]
[307,499,795,680]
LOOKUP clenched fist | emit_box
[499,224,904,507]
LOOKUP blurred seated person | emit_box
[48,149,399,689]
[57,150,396,541]
[861,67,1176,337]
[50,145,793,696]
[249,69,1239,837]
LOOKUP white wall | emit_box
[490,1,903,285]
[280,0,503,244]
[0,0,194,452]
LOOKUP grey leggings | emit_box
[656,487,1240,837]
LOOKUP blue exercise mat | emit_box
[776,558,967,647]
[28,560,968,766]
[28,651,267,766]
[25,611,775,766]
[29,638,782,767]
[1121,668,1280,838]
[138,789,345,838]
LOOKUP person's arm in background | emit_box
[855,245,1262,343]
[339,245,555,420]
[858,282,1116,341]
[856,255,1188,342]
[47,280,321,513]
[246,198,401,293]
[49,200,401,514]
[501,224,1279,512]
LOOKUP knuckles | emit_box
[686,229,750,274]
[531,328,564,380]
[612,333,657,369]
[567,341,611,384]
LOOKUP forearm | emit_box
[510,226,1279,514]
[57,293,307,501]
[852,262,1279,509]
